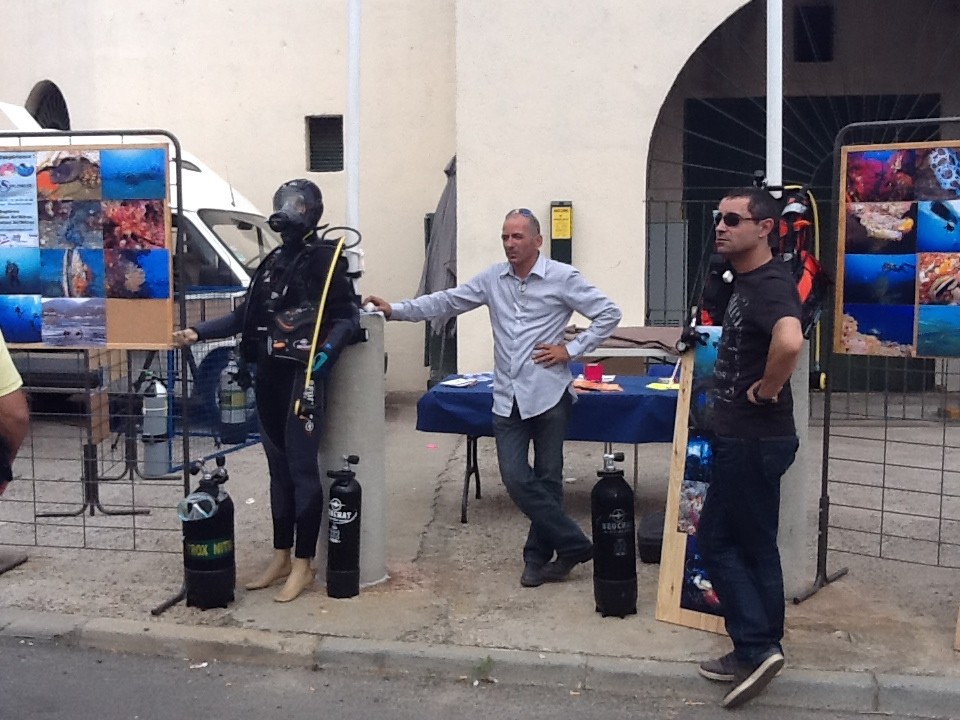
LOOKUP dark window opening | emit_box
[306,115,344,172]
[794,5,834,63]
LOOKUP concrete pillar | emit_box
[779,343,816,599]
[316,312,387,587]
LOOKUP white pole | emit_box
[768,0,815,598]
[346,0,361,230]
[766,0,783,187]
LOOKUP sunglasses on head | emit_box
[712,210,762,228]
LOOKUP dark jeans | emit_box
[492,393,591,566]
[698,435,799,666]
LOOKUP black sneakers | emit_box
[540,545,594,583]
[520,562,544,588]
[698,652,739,682]
[721,650,785,709]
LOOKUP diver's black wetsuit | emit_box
[193,236,359,559]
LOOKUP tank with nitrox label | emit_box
[140,370,169,478]
[591,451,638,618]
[327,454,362,598]
[178,454,235,609]
[218,351,255,445]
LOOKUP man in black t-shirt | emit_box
[696,187,804,709]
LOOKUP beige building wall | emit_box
[0,0,766,390]
[0,0,456,392]
[453,0,746,372]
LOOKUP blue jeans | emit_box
[698,435,799,666]
[492,393,591,566]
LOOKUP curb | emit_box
[1,608,957,715]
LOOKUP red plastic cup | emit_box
[584,363,603,382]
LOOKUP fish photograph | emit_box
[40,297,106,347]
[102,200,166,250]
[99,147,167,200]
[0,294,42,343]
[917,200,960,252]
[846,149,916,203]
[35,150,101,201]
[844,201,916,254]
[917,304,960,357]
[838,304,915,357]
[37,199,103,248]
[104,248,170,299]
[680,534,722,617]
[917,252,960,305]
[0,248,41,295]
[914,147,960,200]
[39,248,105,298]
[843,253,916,305]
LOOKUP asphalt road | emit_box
[0,638,945,720]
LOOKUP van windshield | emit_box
[197,209,281,271]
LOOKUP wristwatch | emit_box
[753,387,776,405]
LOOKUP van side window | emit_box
[173,215,239,290]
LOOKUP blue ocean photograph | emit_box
[844,253,916,305]
[99,147,167,200]
[41,297,106,347]
[104,248,169,299]
[917,200,960,252]
[0,294,42,343]
[0,248,41,294]
[917,305,960,357]
[843,303,915,347]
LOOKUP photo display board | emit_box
[836,140,960,358]
[0,144,172,349]
[655,326,726,635]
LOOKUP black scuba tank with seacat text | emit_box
[178,455,235,609]
[327,454,362,598]
[591,452,638,618]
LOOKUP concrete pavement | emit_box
[1,397,959,716]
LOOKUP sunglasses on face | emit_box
[712,210,762,228]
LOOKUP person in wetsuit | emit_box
[173,179,359,602]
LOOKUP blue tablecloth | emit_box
[416,374,677,444]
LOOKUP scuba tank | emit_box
[140,370,169,478]
[218,351,254,445]
[591,451,638,618]
[178,454,235,609]
[326,454,361,598]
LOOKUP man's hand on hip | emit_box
[532,343,570,367]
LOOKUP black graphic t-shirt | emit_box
[711,259,802,438]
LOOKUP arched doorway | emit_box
[25,80,70,130]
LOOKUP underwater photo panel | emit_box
[679,534,723,617]
[846,149,916,203]
[99,147,167,200]
[101,200,166,250]
[838,303,915,356]
[0,294,42,343]
[915,148,960,200]
[0,248,41,295]
[917,200,960,252]
[38,199,103,249]
[41,297,106,346]
[917,305,960,357]
[104,248,169,299]
[845,201,916,254]
[35,150,101,201]
[918,252,960,305]
[844,253,916,305]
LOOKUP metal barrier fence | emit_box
[3,292,257,554]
